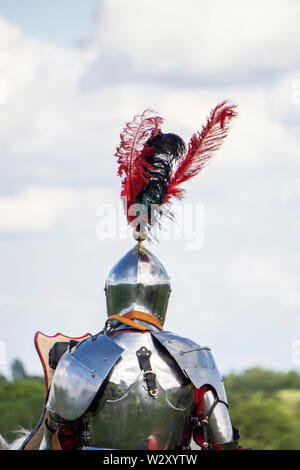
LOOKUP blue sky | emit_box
[0,0,300,379]
[0,0,96,45]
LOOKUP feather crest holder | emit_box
[115,101,237,240]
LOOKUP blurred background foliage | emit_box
[0,360,299,449]
[224,368,300,450]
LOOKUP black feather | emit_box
[134,132,186,230]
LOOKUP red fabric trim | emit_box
[34,332,50,394]
[61,437,77,451]
[147,435,158,450]
[192,385,208,448]
[110,329,153,335]
[178,385,208,448]
[34,331,90,395]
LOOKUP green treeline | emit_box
[0,361,300,449]
[225,368,300,450]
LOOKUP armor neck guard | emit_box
[106,310,164,333]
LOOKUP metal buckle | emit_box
[191,417,202,427]
[201,416,210,425]
[149,388,158,398]
[103,318,115,334]
[143,370,156,378]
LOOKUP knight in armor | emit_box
[21,102,242,451]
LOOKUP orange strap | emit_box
[108,310,163,331]
[126,310,164,331]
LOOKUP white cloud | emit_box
[0,1,300,376]
[0,4,300,182]
[91,0,300,84]
[280,178,300,202]
[150,86,300,174]
[227,252,300,310]
[0,14,119,162]
[268,70,300,122]
[0,185,116,233]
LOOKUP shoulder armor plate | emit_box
[152,331,227,403]
[47,334,124,421]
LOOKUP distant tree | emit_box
[0,375,7,387]
[224,368,300,397]
[224,368,300,450]
[11,359,27,381]
[230,396,300,450]
[0,378,44,443]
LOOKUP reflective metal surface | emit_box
[43,327,234,449]
[88,331,194,450]
[39,422,53,450]
[152,332,228,403]
[105,243,171,325]
[203,390,234,444]
[47,335,124,421]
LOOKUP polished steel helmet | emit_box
[105,238,171,326]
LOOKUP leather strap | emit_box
[192,394,230,449]
[52,430,62,450]
[125,311,163,330]
[108,310,163,332]
[107,315,149,331]
[47,416,79,451]
[136,346,158,398]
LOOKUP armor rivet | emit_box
[104,356,107,361]
[180,351,184,356]
[91,370,95,377]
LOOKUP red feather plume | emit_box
[165,100,237,203]
[115,109,164,223]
